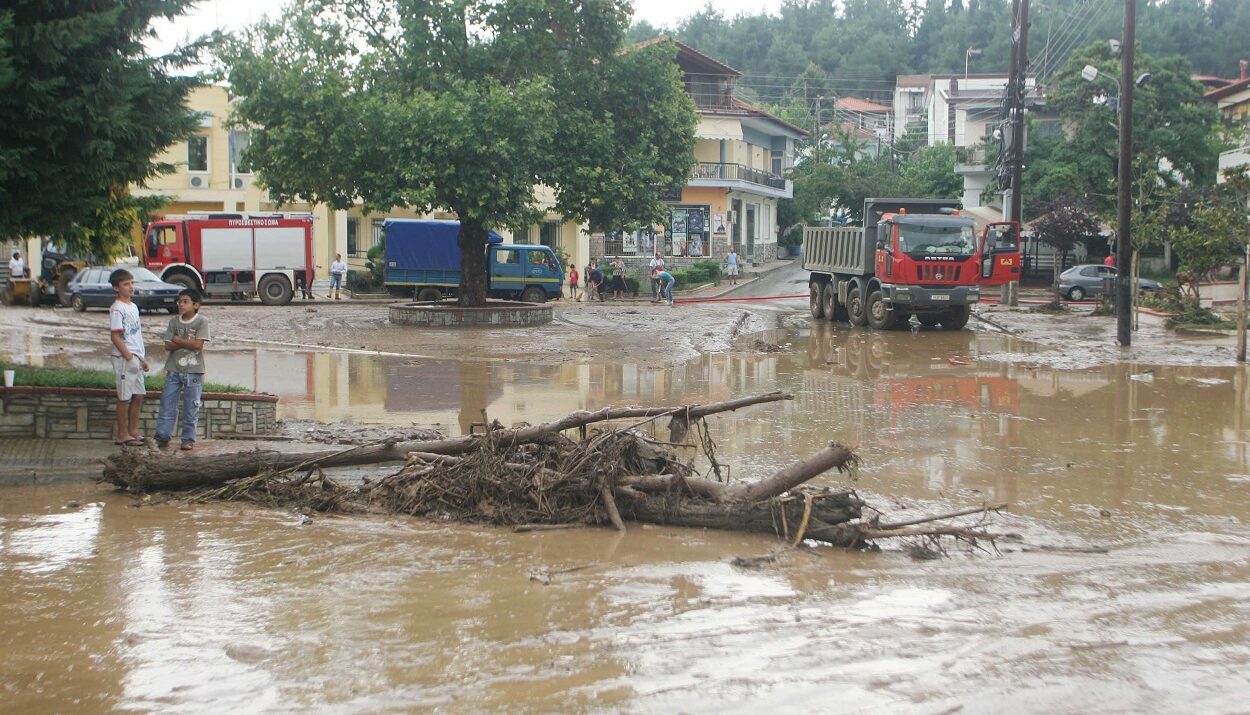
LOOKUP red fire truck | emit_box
[802,198,1020,330]
[141,212,314,305]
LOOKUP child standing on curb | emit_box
[109,269,148,446]
[155,289,210,451]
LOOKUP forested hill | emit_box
[626,0,1250,105]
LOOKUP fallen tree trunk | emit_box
[102,391,792,491]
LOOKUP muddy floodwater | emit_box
[4,321,1250,712]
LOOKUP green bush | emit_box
[0,361,245,393]
[346,269,381,293]
[623,276,641,295]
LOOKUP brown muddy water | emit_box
[4,323,1250,712]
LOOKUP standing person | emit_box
[108,269,148,446]
[155,289,210,451]
[588,261,605,302]
[8,251,24,278]
[1104,254,1116,268]
[329,253,348,300]
[568,265,580,302]
[610,257,627,300]
[296,270,316,300]
[648,252,665,301]
[652,267,675,307]
[724,247,740,286]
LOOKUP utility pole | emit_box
[1005,0,1029,306]
[1116,0,1136,346]
[815,95,823,165]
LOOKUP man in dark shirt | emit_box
[588,262,605,302]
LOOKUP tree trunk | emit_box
[458,216,490,307]
[103,392,793,491]
[615,488,863,541]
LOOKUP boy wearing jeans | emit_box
[156,289,210,450]
[109,269,148,446]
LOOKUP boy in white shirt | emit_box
[109,269,149,446]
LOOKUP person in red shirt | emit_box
[1104,254,1116,268]
[568,266,580,301]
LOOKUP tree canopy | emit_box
[0,0,201,257]
[224,0,698,305]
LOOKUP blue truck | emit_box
[383,219,564,303]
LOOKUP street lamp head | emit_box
[1081,65,1100,82]
[1135,72,1152,88]
[967,47,982,56]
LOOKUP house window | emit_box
[540,221,559,249]
[230,130,252,174]
[347,218,361,257]
[187,135,208,172]
[512,225,531,244]
[771,150,783,176]
[370,218,385,256]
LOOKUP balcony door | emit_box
[746,204,757,260]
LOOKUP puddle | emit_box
[4,321,1250,711]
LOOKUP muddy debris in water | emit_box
[280,419,444,445]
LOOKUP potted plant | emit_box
[779,227,802,257]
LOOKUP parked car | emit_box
[66,266,184,313]
[1058,264,1163,301]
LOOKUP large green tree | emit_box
[1024,41,1220,217]
[0,0,200,257]
[223,0,697,306]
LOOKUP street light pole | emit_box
[965,47,982,80]
[1116,0,1136,346]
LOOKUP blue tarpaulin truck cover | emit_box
[383,219,504,272]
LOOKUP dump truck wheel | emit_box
[822,282,837,321]
[866,289,893,330]
[417,287,442,302]
[809,281,826,319]
[941,305,971,330]
[846,286,868,326]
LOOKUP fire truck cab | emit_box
[143,212,315,305]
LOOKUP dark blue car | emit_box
[66,266,183,313]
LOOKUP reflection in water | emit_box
[4,325,1250,711]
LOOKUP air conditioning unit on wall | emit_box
[232,177,246,189]
[189,175,207,189]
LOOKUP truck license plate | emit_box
[932,294,950,301]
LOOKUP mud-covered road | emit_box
[3,270,1250,712]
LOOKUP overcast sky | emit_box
[149,0,783,56]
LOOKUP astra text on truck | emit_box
[142,212,314,306]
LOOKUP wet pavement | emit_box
[3,286,1250,712]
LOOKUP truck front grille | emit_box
[917,264,961,282]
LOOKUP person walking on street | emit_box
[329,254,348,300]
[725,247,740,286]
[648,252,665,301]
[155,289,210,451]
[652,267,675,307]
[568,266,580,301]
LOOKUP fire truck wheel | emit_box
[821,283,837,321]
[258,275,294,305]
[941,306,971,330]
[808,281,825,319]
[846,286,868,327]
[165,273,199,292]
[866,289,893,330]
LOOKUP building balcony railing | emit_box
[692,162,786,190]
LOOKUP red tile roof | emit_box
[835,96,891,113]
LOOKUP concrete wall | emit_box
[0,387,278,441]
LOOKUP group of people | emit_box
[107,268,210,451]
[565,248,741,307]
[566,253,677,306]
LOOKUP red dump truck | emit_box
[802,198,1020,330]
[141,212,315,305]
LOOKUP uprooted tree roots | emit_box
[104,392,1010,551]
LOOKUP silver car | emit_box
[1058,264,1162,301]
